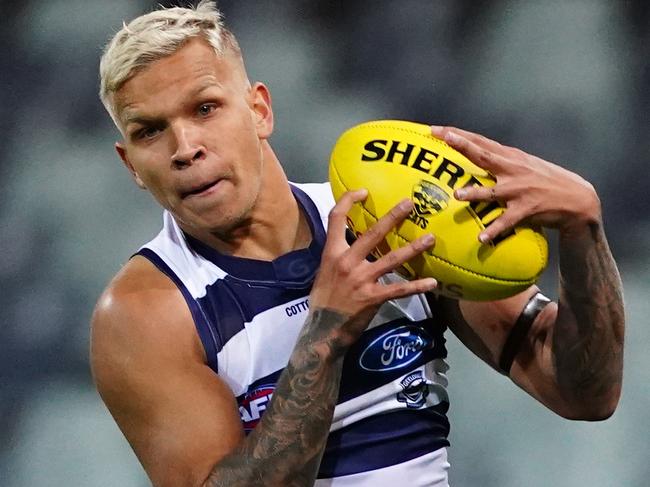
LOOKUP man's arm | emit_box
[91,191,437,487]
[91,256,246,487]
[430,126,624,420]
[552,218,624,417]
[204,308,348,486]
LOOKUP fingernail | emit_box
[454,188,467,200]
[422,233,434,245]
[479,232,489,243]
[430,125,442,132]
[425,278,437,289]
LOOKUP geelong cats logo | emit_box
[397,370,429,409]
[408,180,449,229]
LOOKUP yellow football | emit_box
[328,120,548,301]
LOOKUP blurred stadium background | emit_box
[1,1,649,485]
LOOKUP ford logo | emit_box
[359,325,433,372]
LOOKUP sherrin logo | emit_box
[239,385,275,432]
[359,325,433,372]
[360,137,513,241]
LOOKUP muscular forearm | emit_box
[203,308,349,487]
[553,220,625,419]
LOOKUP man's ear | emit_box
[115,142,146,189]
[249,82,274,139]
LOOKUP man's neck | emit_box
[206,194,312,261]
[180,150,313,261]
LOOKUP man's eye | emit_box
[135,127,160,140]
[198,104,216,116]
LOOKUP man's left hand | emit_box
[430,125,601,243]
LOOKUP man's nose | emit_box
[170,122,206,167]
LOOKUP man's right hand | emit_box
[309,189,438,349]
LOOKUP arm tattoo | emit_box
[554,221,625,409]
[204,308,350,487]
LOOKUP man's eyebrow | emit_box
[189,78,223,98]
[124,115,148,126]
[122,113,160,128]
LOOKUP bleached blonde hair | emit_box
[99,0,241,128]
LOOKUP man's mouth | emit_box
[181,179,222,199]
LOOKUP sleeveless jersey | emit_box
[137,182,451,486]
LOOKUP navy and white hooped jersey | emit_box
[137,182,451,486]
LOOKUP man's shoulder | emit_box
[97,255,177,308]
[90,255,199,365]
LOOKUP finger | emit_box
[439,130,509,174]
[374,276,438,302]
[430,125,509,157]
[369,233,435,279]
[349,198,414,260]
[454,183,515,202]
[479,208,526,244]
[325,189,368,252]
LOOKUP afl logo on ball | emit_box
[359,325,433,372]
[408,180,449,229]
[238,385,275,432]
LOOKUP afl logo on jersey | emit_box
[238,385,275,432]
[359,325,433,372]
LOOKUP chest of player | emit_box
[209,282,447,432]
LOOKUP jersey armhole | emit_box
[135,248,220,373]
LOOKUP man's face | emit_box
[114,38,273,236]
